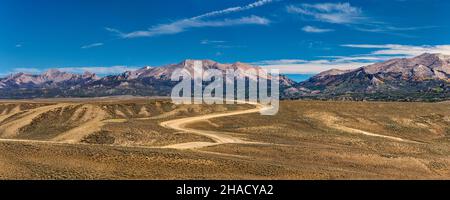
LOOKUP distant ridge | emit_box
[291,53,450,101]
[0,54,449,101]
[0,59,293,99]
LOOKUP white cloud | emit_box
[252,59,308,65]
[201,40,227,45]
[353,25,437,33]
[12,68,41,74]
[260,59,371,74]
[319,55,397,62]
[216,44,246,49]
[111,15,270,38]
[56,66,138,75]
[302,26,334,33]
[81,43,104,49]
[192,0,274,20]
[342,44,450,56]
[201,40,245,49]
[287,2,435,36]
[4,66,138,77]
[287,3,363,24]
[107,0,275,39]
[1,68,44,76]
[105,27,122,35]
[257,44,450,74]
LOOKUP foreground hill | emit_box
[0,99,449,179]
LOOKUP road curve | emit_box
[160,102,267,149]
[0,101,270,151]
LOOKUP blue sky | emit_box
[1,0,449,77]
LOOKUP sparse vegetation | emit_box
[81,131,115,144]
[0,98,449,179]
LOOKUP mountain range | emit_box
[294,53,450,101]
[0,53,449,101]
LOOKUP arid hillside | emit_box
[0,98,252,147]
[0,98,449,179]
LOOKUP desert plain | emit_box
[0,97,449,179]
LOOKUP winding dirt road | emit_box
[160,102,268,149]
[0,100,418,151]
[305,112,421,144]
[0,101,269,151]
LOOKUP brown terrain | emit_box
[0,97,449,179]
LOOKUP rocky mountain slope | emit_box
[0,60,293,99]
[294,53,450,101]
[0,54,449,101]
[0,70,99,89]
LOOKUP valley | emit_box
[0,98,449,179]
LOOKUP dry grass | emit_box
[0,99,449,179]
[193,101,450,179]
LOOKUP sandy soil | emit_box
[0,104,63,138]
[0,99,449,180]
[160,102,266,149]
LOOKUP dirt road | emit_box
[160,102,267,149]
[0,99,422,151]
[305,112,422,143]
[0,101,269,151]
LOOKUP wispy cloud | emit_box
[1,68,43,77]
[318,55,396,62]
[200,39,245,49]
[11,68,41,74]
[257,44,450,74]
[105,27,122,36]
[57,66,138,75]
[5,66,138,76]
[107,0,275,39]
[342,44,450,56]
[287,3,364,24]
[252,59,308,65]
[109,16,270,38]
[302,25,334,33]
[192,0,275,20]
[287,2,436,36]
[81,43,104,49]
[259,59,371,74]
[353,25,437,33]
[200,40,227,45]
